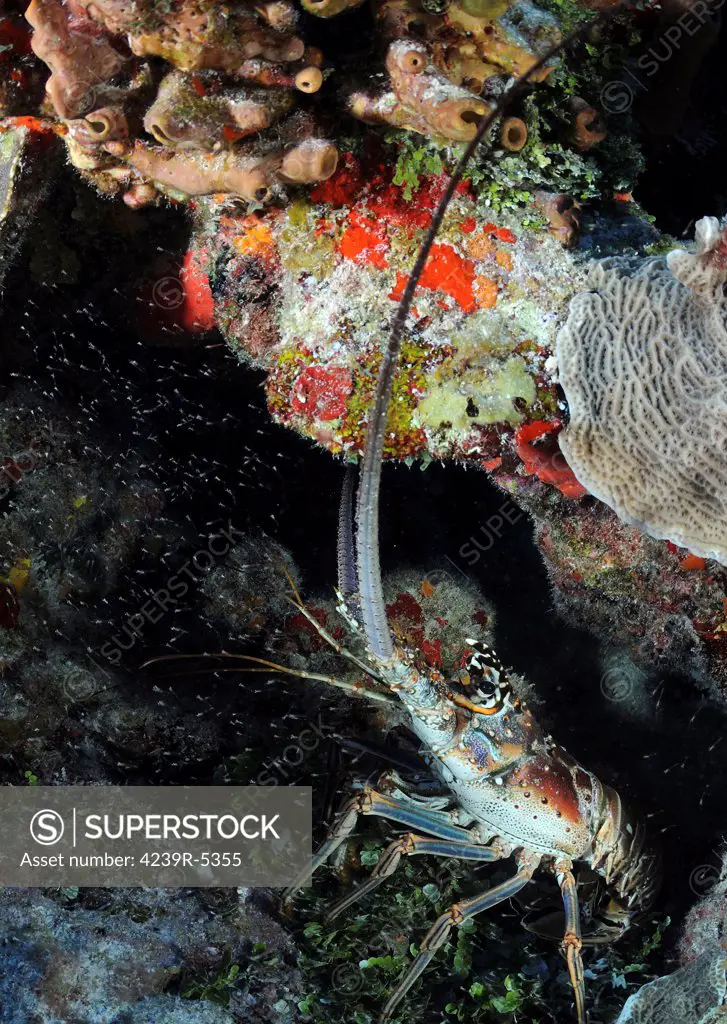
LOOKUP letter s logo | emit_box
[30,809,65,845]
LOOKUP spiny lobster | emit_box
[150,10,660,1021]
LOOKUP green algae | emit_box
[339,338,436,457]
[389,134,447,202]
[458,0,511,18]
[293,856,548,1024]
[280,200,335,279]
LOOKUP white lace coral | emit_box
[556,216,727,564]
[615,947,726,1024]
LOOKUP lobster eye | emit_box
[474,678,499,699]
[472,679,503,710]
[460,639,512,713]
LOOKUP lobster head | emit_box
[447,639,542,775]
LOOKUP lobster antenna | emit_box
[337,463,360,609]
[355,9,622,661]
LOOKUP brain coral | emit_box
[557,216,727,564]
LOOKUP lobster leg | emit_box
[380,858,537,1020]
[558,866,588,1024]
[326,832,504,921]
[283,784,484,900]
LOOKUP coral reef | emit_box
[197,132,651,477]
[557,215,727,566]
[3,102,725,1022]
[0,123,59,286]
[15,0,620,206]
[18,0,725,723]
[200,148,590,461]
[0,887,302,1023]
[24,0,337,205]
[615,859,727,1023]
[0,6,46,115]
[171,0,646,468]
[345,0,561,143]
[184,96,727,695]
[194,165,727,697]
[615,949,727,1024]
[497,454,727,692]
[348,38,492,142]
